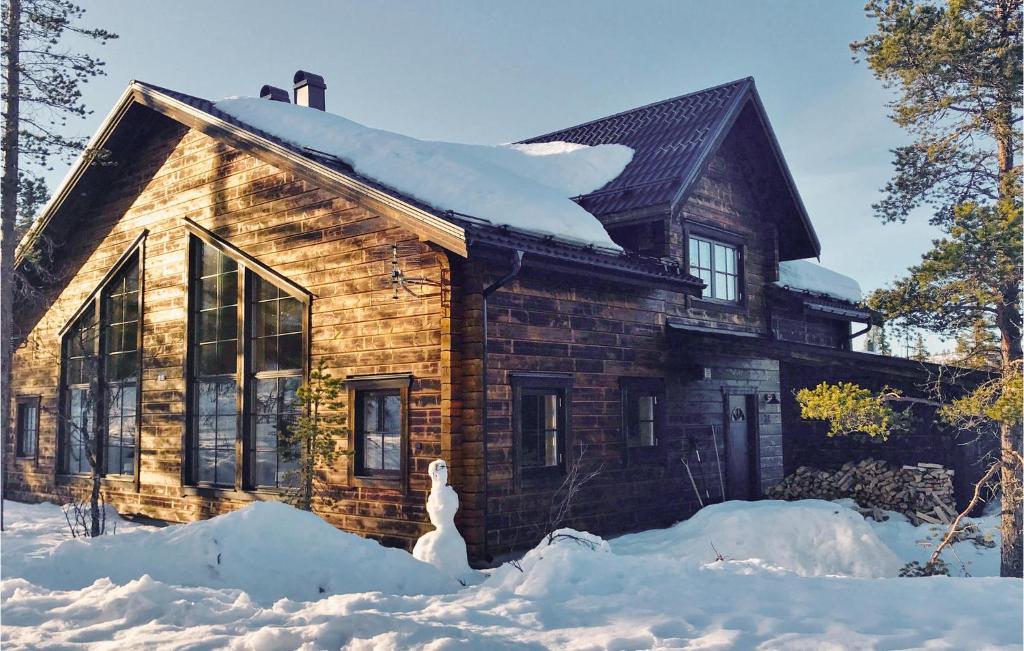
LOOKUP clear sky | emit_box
[59,0,946,353]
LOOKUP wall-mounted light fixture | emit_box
[763,393,780,405]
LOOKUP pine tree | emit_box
[954,319,1002,370]
[1,0,116,530]
[279,361,351,511]
[911,333,929,362]
[852,0,1022,576]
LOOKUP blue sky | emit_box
[60,1,945,353]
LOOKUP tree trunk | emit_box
[0,0,22,533]
[90,467,101,537]
[995,103,1022,576]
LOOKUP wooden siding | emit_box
[5,120,448,551]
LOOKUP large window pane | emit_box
[251,276,303,373]
[251,376,300,488]
[193,380,237,486]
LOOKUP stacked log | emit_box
[766,458,957,526]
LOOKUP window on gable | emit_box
[513,374,571,482]
[689,236,740,302]
[186,235,308,491]
[16,397,40,459]
[59,252,141,477]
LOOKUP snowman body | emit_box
[413,459,471,578]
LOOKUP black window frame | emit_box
[346,374,411,488]
[57,234,145,483]
[15,396,40,461]
[183,220,311,494]
[620,377,664,465]
[512,373,572,489]
[684,224,745,307]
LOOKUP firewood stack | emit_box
[766,458,957,526]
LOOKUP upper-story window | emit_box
[59,250,142,477]
[187,233,307,491]
[689,236,740,302]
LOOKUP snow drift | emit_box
[11,501,454,603]
[776,259,862,303]
[611,499,902,577]
[214,98,633,250]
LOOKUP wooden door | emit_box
[725,394,755,500]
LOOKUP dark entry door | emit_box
[725,394,756,500]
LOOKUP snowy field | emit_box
[2,499,1021,650]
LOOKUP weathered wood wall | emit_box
[5,118,449,551]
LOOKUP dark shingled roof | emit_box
[521,77,821,259]
[521,78,750,217]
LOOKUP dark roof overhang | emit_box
[458,215,704,294]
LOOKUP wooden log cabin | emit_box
[5,73,973,563]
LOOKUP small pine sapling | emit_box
[280,360,351,511]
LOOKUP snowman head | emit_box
[428,459,449,486]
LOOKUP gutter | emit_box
[479,249,524,562]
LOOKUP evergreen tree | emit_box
[911,333,929,362]
[279,361,351,511]
[851,0,1022,576]
[1,0,116,530]
[954,319,1002,370]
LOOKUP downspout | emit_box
[480,249,524,562]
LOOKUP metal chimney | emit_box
[260,85,290,102]
[293,70,326,110]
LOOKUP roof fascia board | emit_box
[744,88,822,258]
[18,82,468,265]
[15,85,138,262]
[132,84,468,257]
[668,79,753,214]
[667,81,822,260]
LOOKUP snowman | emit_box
[413,459,471,579]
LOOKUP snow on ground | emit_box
[776,259,862,303]
[3,499,1021,650]
[215,98,632,250]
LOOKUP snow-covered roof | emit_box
[775,259,862,303]
[214,98,633,250]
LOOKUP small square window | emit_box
[621,378,664,463]
[351,381,408,481]
[513,374,572,483]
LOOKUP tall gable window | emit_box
[59,246,143,478]
[186,228,308,492]
[689,235,740,302]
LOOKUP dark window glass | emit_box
[626,392,657,448]
[194,241,238,376]
[251,376,301,488]
[66,387,93,474]
[193,380,238,486]
[16,399,39,458]
[520,391,562,468]
[101,259,140,475]
[62,307,97,474]
[190,241,240,487]
[689,236,739,302]
[251,278,303,373]
[356,389,402,475]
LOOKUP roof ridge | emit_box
[519,76,753,144]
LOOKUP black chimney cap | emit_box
[293,70,326,90]
[292,70,327,110]
[260,85,290,102]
